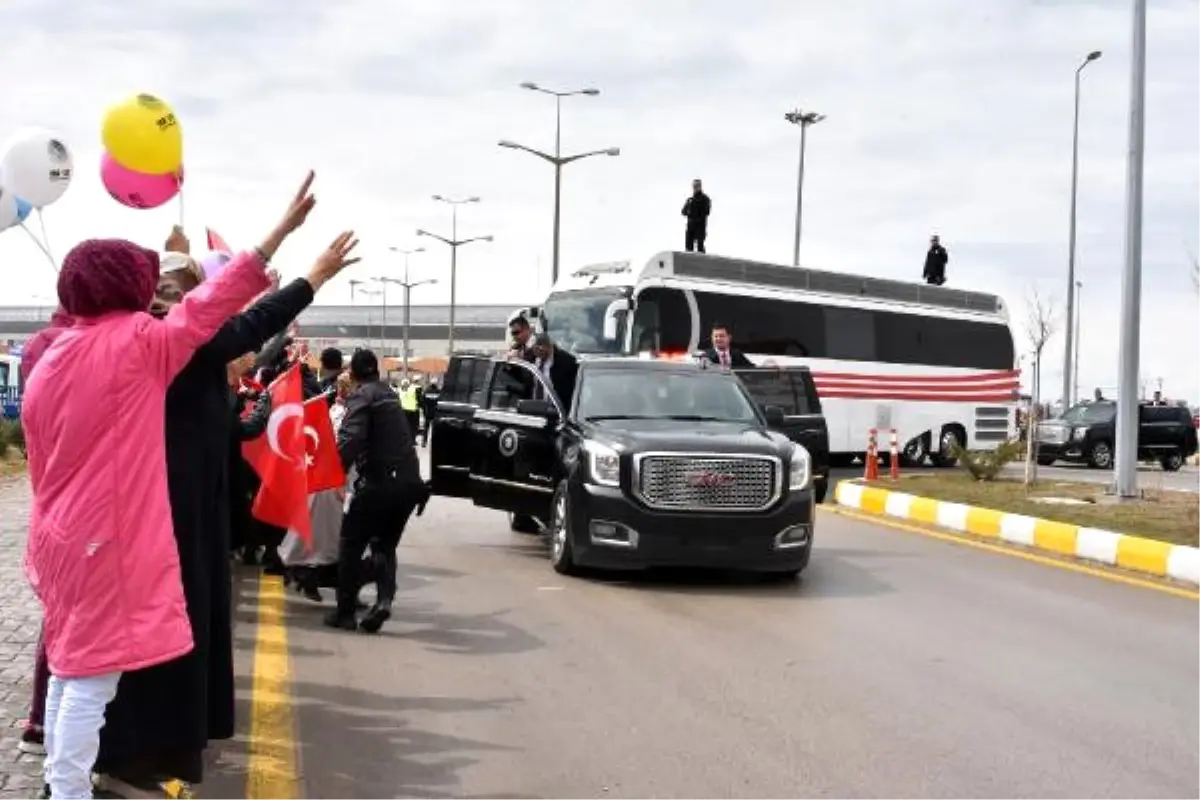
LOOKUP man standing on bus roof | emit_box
[923,234,948,286]
[702,322,753,369]
[682,178,711,254]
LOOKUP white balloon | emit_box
[0,128,73,209]
[0,185,17,232]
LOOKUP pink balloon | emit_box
[100,152,183,210]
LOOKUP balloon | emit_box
[0,128,74,208]
[0,186,17,232]
[101,93,183,174]
[100,152,183,210]
[199,251,231,280]
[14,197,31,223]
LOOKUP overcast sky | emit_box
[0,0,1196,399]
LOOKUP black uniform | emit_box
[334,379,425,623]
[682,191,712,253]
[924,243,948,286]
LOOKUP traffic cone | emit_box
[889,428,900,481]
[864,428,879,481]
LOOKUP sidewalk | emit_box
[0,477,49,798]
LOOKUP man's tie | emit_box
[720,350,729,367]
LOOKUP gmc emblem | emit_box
[686,471,735,489]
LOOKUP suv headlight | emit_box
[583,441,620,487]
[789,444,811,491]
[1071,427,1087,441]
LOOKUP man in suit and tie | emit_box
[701,322,754,368]
[532,333,579,408]
[508,314,536,363]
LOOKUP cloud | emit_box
[0,0,1196,400]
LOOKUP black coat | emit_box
[338,379,422,488]
[539,347,579,408]
[96,278,314,784]
[701,347,754,368]
[228,391,271,552]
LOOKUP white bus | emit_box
[521,251,1018,466]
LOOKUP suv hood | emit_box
[583,418,792,457]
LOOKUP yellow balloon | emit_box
[101,93,183,175]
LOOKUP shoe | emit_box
[358,604,392,634]
[323,610,358,631]
[18,722,45,756]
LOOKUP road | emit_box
[216,494,1199,798]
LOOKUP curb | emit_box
[834,481,1200,587]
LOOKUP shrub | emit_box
[0,418,25,459]
[950,438,1025,482]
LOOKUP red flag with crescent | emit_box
[243,364,311,542]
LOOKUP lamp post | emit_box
[1062,49,1103,410]
[383,246,436,378]
[418,196,492,353]
[356,286,383,349]
[1113,0,1145,499]
[1073,279,1082,404]
[784,108,825,267]
[502,81,618,286]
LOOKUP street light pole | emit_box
[419,196,492,354]
[1062,49,1103,410]
[384,246,434,378]
[784,108,825,267]
[1113,0,1146,498]
[1073,279,1082,403]
[507,82,613,287]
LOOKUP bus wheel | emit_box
[902,434,930,467]
[929,426,963,468]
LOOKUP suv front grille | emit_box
[635,454,780,511]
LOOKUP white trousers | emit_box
[44,671,122,800]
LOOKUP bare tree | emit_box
[1023,288,1059,485]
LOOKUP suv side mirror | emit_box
[762,405,786,426]
[517,398,559,420]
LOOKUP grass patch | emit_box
[867,473,1199,548]
[0,454,26,478]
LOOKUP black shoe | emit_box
[323,610,358,631]
[358,604,392,634]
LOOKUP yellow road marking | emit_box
[247,574,300,799]
[822,506,1200,601]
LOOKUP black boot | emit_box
[323,609,358,631]
[359,547,396,634]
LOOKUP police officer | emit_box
[400,378,421,442]
[327,349,426,633]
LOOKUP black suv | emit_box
[430,355,822,578]
[1035,400,1198,471]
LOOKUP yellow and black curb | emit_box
[835,481,1199,587]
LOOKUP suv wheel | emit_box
[1160,449,1184,472]
[1088,441,1114,470]
[548,482,579,576]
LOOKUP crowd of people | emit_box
[16,172,430,799]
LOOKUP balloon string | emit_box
[19,221,57,273]
[36,209,55,267]
[176,176,185,228]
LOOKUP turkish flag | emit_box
[303,395,345,492]
[243,364,312,542]
[207,227,233,256]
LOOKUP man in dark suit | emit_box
[923,234,948,286]
[532,333,579,408]
[701,322,754,368]
[508,314,536,363]
[681,178,712,253]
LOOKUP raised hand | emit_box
[164,225,190,254]
[258,171,317,262]
[306,231,361,292]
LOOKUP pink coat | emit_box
[22,251,270,678]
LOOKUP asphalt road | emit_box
[250,496,1198,799]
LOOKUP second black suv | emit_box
[430,355,823,578]
[1035,400,1198,471]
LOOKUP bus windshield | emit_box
[541,289,628,354]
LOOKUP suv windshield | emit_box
[1059,401,1115,425]
[542,289,628,355]
[577,369,759,423]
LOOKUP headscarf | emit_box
[57,239,160,319]
[19,308,74,383]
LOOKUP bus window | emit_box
[635,287,691,352]
[875,312,1012,370]
[823,306,876,361]
[694,292,825,357]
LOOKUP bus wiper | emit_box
[585,414,655,421]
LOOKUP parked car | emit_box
[1035,400,1198,471]
[429,354,820,578]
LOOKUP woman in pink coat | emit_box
[21,173,328,800]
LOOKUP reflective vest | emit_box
[400,386,419,412]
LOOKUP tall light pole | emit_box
[357,286,382,349]
[503,81,618,286]
[1073,279,1082,404]
[1113,0,1145,499]
[784,108,825,267]
[418,195,492,354]
[1062,49,1103,410]
[384,246,436,378]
